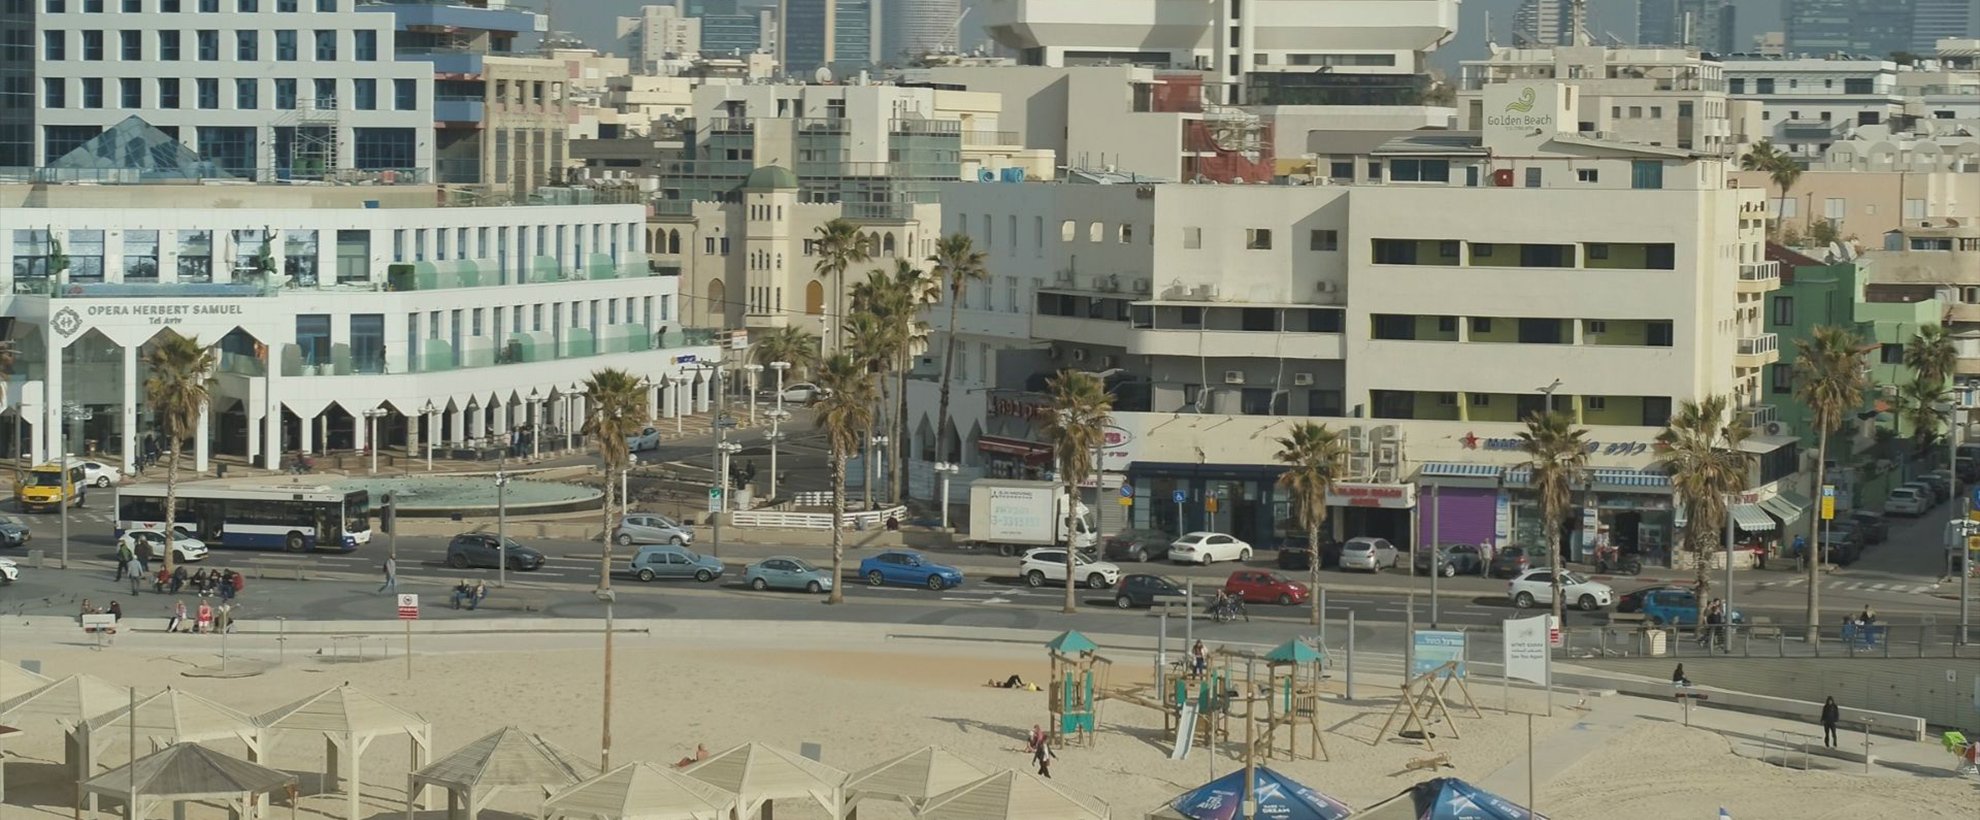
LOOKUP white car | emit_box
[625,427,661,452]
[1508,568,1614,611]
[1338,537,1400,572]
[1168,532,1253,565]
[0,558,17,582]
[119,530,210,564]
[1020,548,1121,590]
[79,461,125,488]
[776,382,831,404]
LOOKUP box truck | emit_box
[966,479,1097,557]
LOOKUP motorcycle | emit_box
[1594,546,1642,576]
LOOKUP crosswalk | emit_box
[1755,577,1941,595]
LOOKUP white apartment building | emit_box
[1724,57,1904,160]
[0,169,719,474]
[908,81,1788,560]
[29,0,434,177]
[1458,44,1742,156]
[618,5,703,75]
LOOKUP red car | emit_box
[1224,570,1309,606]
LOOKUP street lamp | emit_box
[765,408,790,500]
[59,400,92,571]
[567,382,581,452]
[362,407,387,475]
[743,363,763,427]
[596,586,617,769]
[528,388,543,461]
[770,361,791,415]
[933,461,960,530]
[869,434,890,508]
[496,463,511,588]
[421,401,437,471]
[669,375,687,435]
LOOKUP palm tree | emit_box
[581,368,649,591]
[811,219,870,354]
[879,260,937,504]
[1793,325,1871,632]
[1657,397,1752,608]
[1517,410,1590,624]
[843,310,891,509]
[1274,423,1348,626]
[813,353,877,604]
[1905,323,1958,392]
[142,332,215,577]
[1740,140,1802,231]
[1040,370,1112,614]
[1897,377,1945,455]
[928,234,987,463]
[751,325,820,382]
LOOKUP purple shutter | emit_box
[1417,487,1498,547]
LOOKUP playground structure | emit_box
[1101,639,1331,763]
[1254,639,1328,762]
[1045,631,1113,749]
[1373,661,1481,752]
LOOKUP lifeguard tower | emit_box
[1045,630,1112,748]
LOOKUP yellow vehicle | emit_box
[15,463,84,513]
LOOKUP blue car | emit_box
[744,555,834,593]
[858,549,964,590]
[1640,589,1743,627]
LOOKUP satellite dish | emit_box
[814,66,833,84]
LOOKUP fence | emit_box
[1554,621,1980,661]
[728,505,907,531]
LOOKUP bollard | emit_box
[1345,610,1356,701]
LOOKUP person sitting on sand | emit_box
[674,744,709,768]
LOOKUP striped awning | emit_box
[1761,492,1810,522]
[1418,463,1502,479]
[1730,504,1777,533]
[1503,467,1532,486]
[1590,468,1672,488]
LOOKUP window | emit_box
[1586,320,1606,334]
[1650,106,1662,118]
[274,29,295,60]
[43,0,61,9]
[1586,243,1609,260]
[1644,243,1675,270]
[354,29,376,61]
[1329,160,1353,180]
[235,0,252,8]
[1628,106,1642,118]
[1646,321,1674,347]
[353,78,375,110]
[119,77,139,107]
[1586,396,1607,411]
[316,0,332,9]
[43,31,62,61]
[196,28,217,60]
[80,77,101,108]
[277,0,293,8]
[350,314,384,373]
[1182,227,1202,249]
[1630,160,1664,190]
[236,29,256,59]
[283,229,317,286]
[176,230,211,281]
[295,315,332,367]
[1471,317,1492,334]
[334,230,367,283]
[66,230,104,282]
[1640,397,1672,427]
[119,29,139,59]
[1523,167,1542,188]
[1437,316,1457,333]
[1368,160,1382,179]
[1756,78,1775,94]
[274,77,295,108]
[235,77,256,108]
[158,29,179,60]
[123,230,159,281]
[1388,158,1450,182]
[1771,296,1793,325]
[41,78,64,108]
[313,29,335,60]
[1469,392,1491,406]
[1770,364,1791,394]
[81,29,101,60]
[393,78,414,111]
[1517,318,1564,344]
[1309,229,1338,251]
[1371,314,1416,340]
[1245,228,1272,250]
[1576,168,1598,183]
[1881,343,1903,364]
[1371,239,1417,264]
[196,77,218,108]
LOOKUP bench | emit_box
[1609,612,1647,625]
[1746,616,1781,640]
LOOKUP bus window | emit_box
[344,495,370,534]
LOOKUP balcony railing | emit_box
[1738,333,1780,356]
[890,119,962,135]
[0,166,429,186]
[1739,403,1779,429]
[842,202,915,220]
[794,118,850,135]
[1738,261,1781,281]
[961,130,1021,147]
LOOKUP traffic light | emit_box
[380,492,395,534]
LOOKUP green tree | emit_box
[843,310,891,509]
[1793,326,1870,631]
[1657,396,1752,608]
[1740,140,1802,231]
[814,353,877,604]
[928,234,987,462]
[1905,323,1957,393]
[751,325,820,382]
[1897,377,1946,455]
[1274,422,1348,626]
[142,331,216,576]
[1517,410,1590,624]
[581,368,649,591]
[811,219,870,353]
[881,260,937,503]
[1040,370,1112,614]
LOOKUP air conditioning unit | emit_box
[1223,370,1246,384]
[1765,421,1785,436]
[1092,276,1109,291]
[1315,282,1339,294]
[1205,285,1224,301]
[1292,373,1315,386]
[1071,349,1088,362]
[1374,441,1400,466]
[1133,278,1152,294]
[1346,425,1369,455]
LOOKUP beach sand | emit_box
[0,632,1968,819]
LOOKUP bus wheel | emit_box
[285,532,306,552]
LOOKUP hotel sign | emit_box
[54,302,248,337]
[1325,482,1417,509]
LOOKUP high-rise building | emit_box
[887,0,961,61]
[618,5,704,73]
[779,0,877,75]
[1514,0,1572,47]
[0,0,35,166]
[1914,0,1980,51]
[1785,0,1915,56]
[1638,0,1736,53]
[695,0,774,57]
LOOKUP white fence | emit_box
[729,505,908,531]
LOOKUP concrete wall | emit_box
[1579,656,1980,731]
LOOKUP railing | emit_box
[650,199,695,216]
[17,278,276,298]
[1552,622,1980,661]
[1739,403,1779,428]
[704,117,754,134]
[730,505,908,531]
[794,118,850,135]
[961,130,1021,147]
[841,202,915,220]
[0,166,428,186]
[1738,333,1780,356]
[1739,260,1781,281]
[890,119,962,135]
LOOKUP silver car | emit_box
[744,555,834,593]
[625,426,661,452]
[615,513,693,546]
[1337,537,1400,572]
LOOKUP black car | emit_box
[1847,510,1889,545]
[1819,524,1863,565]
[1113,573,1188,609]
[0,516,28,548]
[1275,536,1340,571]
[1104,529,1175,563]
[1413,544,1486,577]
[445,532,545,571]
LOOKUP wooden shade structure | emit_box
[255,685,433,820]
[407,726,594,820]
[80,688,265,815]
[917,770,1109,820]
[81,742,295,820]
[0,673,132,805]
[844,746,991,815]
[681,742,846,820]
[543,761,738,820]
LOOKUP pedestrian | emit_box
[195,600,213,634]
[114,539,133,581]
[378,556,397,593]
[166,599,186,634]
[1032,738,1054,778]
[133,537,153,577]
[1821,696,1841,748]
[469,580,487,610]
[1191,640,1208,678]
[1672,663,1690,688]
[1026,724,1047,753]
[126,556,143,594]
[108,600,122,621]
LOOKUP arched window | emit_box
[708,279,727,313]
[882,234,897,255]
[804,280,826,315]
[667,230,681,254]
[1088,222,1103,242]
[1060,220,1075,241]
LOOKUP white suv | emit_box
[1020,549,1122,590]
[1508,568,1614,611]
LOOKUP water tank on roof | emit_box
[1000,167,1025,183]
[978,168,996,182]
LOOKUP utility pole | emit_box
[712,364,728,558]
[496,451,510,588]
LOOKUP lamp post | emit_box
[765,408,790,501]
[743,364,763,427]
[363,407,386,475]
[421,401,437,471]
[1941,395,1970,645]
[528,388,542,461]
[59,400,92,571]
[770,361,790,416]
[933,461,960,530]
[567,382,581,452]
[669,375,686,435]
[495,460,511,587]
[596,585,616,769]
[869,434,890,507]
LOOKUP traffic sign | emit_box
[708,486,722,513]
[1821,484,1837,521]
[1173,490,1187,504]
[1206,496,1220,514]
[1547,614,1562,648]
[1119,483,1134,498]
[396,594,419,620]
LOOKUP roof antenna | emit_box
[1571,0,1592,47]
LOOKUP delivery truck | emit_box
[966,479,1097,557]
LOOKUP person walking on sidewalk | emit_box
[133,537,153,578]
[378,556,397,593]
[125,555,144,594]
[1821,696,1841,748]
[113,539,133,581]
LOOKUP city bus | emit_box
[14,463,85,513]
[114,485,371,553]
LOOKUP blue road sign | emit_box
[1172,489,1187,504]
[1120,483,1134,498]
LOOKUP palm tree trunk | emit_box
[1547,499,1564,625]
[599,468,615,591]
[829,449,846,604]
[862,419,875,511]
[1807,434,1827,633]
[1307,519,1322,626]
[1063,479,1078,614]
[162,441,179,577]
[893,355,907,505]
[936,289,962,462]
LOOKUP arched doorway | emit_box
[707,279,726,323]
[804,280,825,315]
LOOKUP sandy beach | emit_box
[0,627,1970,820]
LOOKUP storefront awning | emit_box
[1589,468,1672,488]
[976,435,1052,461]
[1418,463,1502,479]
[1730,503,1777,533]
[1760,492,1810,522]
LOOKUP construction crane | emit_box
[942,7,972,55]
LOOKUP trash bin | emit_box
[215,463,227,478]
[1649,629,1669,657]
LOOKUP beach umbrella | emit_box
[1357,777,1543,820]
[1148,766,1352,820]
[846,746,993,812]
[544,761,736,820]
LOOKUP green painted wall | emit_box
[1765,257,1942,445]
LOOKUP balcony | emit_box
[434,96,485,124]
[1738,403,1779,430]
[1736,332,1781,367]
[1032,315,1130,349]
[1126,328,1345,360]
[1737,261,1781,293]
[961,130,1021,148]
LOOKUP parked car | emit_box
[1275,536,1342,571]
[1224,570,1308,606]
[859,549,964,590]
[1918,472,1955,503]
[1848,510,1890,545]
[1884,486,1932,517]
[0,558,17,583]
[445,532,545,571]
[1414,544,1487,577]
[624,426,661,452]
[1615,584,1693,614]
[0,516,29,548]
[1490,545,1546,578]
[615,513,694,546]
[1114,574,1188,609]
[628,544,724,583]
[1818,524,1863,565]
[1168,532,1253,565]
[1103,529,1176,563]
[1507,568,1613,611]
[1337,537,1400,572]
[744,555,833,593]
[1638,588,1743,626]
[771,382,831,404]
[1019,548,1121,589]
[78,461,124,488]
[119,529,209,564]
